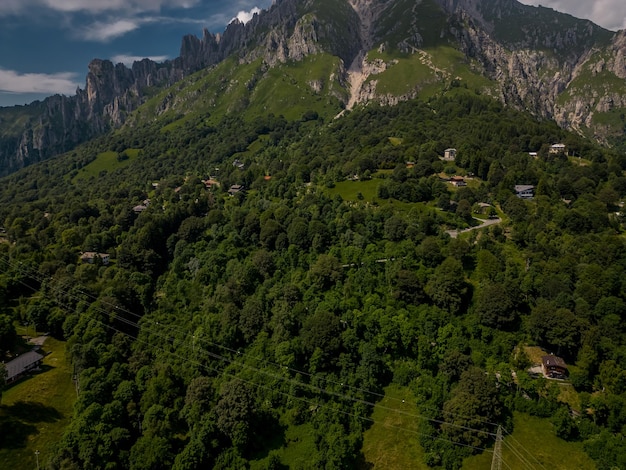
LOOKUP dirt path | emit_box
[446,217,502,238]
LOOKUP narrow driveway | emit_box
[446,217,502,238]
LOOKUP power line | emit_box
[5,268,497,456]
[1,256,506,452]
[1,255,500,433]
[502,430,546,470]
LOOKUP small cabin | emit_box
[515,185,534,199]
[80,252,110,265]
[4,350,45,383]
[549,143,566,154]
[542,355,568,379]
[450,176,467,187]
[443,148,457,161]
[228,184,245,196]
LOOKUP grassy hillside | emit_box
[462,412,596,470]
[0,338,75,470]
[130,54,346,131]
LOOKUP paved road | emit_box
[446,217,502,238]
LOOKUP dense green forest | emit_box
[2,92,626,469]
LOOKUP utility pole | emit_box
[491,425,503,470]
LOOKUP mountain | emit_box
[0,0,624,176]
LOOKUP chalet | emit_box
[443,148,457,161]
[528,152,538,158]
[80,252,110,265]
[406,161,415,168]
[515,185,534,199]
[4,350,45,384]
[133,199,150,213]
[550,143,566,154]
[228,184,245,196]
[202,178,220,189]
[450,176,467,187]
[542,355,568,379]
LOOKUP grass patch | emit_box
[279,423,318,468]
[72,149,138,183]
[369,46,495,99]
[557,382,581,411]
[361,384,428,469]
[327,179,382,202]
[524,346,546,365]
[0,337,75,470]
[462,412,595,470]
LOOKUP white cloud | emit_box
[0,0,200,15]
[0,68,80,94]
[232,6,261,25]
[80,19,141,42]
[518,0,626,31]
[111,54,169,66]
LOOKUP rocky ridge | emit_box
[1,0,625,176]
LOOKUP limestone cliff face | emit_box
[1,58,184,176]
[350,0,624,143]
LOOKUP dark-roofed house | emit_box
[228,184,245,196]
[450,176,467,187]
[4,350,45,383]
[542,355,568,379]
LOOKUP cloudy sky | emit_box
[0,0,273,106]
[0,0,624,107]
[518,0,626,32]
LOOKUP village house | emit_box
[443,148,457,161]
[133,199,150,213]
[515,185,535,199]
[80,252,110,265]
[542,355,568,379]
[550,143,567,154]
[202,178,220,189]
[450,176,467,187]
[233,159,245,170]
[228,184,245,196]
[4,350,45,384]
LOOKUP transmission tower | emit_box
[491,425,503,470]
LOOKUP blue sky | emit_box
[0,0,623,107]
[0,0,273,106]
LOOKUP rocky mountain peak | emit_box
[1,0,626,177]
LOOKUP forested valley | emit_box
[2,92,626,469]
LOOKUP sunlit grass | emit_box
[462,412,595,470]
[0,337,75,470]
[361,384,428,469]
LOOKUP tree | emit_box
[310,254,342,289]
[0,314,17,352]
[442,367,503,447]
[215,380,257,449]
[425,258,468,314]
[474,282,517,328]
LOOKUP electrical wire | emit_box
[1,256,508,452]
